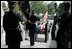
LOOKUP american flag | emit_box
[43,11,48,22]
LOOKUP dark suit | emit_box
[51,15,59,40]
[45,23,47,43]
[56,12,71,48]
[29,14,38,45]
[3,11,23,48]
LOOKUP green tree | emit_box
[30,1,48,15]
[48,1,57,15]
[14,2,20,13]
[2,2,8,12]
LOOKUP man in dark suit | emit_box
[3,1,23,48]
[29,10,39,46]
[56,3,71,48]
[51,15,59,40]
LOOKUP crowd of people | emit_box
[2,1,71,48]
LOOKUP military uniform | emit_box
[51,15,59,40]
[45,23,47,42]
[3,11,23,48]
[29,14,38,46]
[56,12,71,48]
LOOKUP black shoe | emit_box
[30,43,34,46]
[30,44,34,46]
[45,40,47,43]
[25,38,28,40]
[45,41,47,43]
[52,38,55,40]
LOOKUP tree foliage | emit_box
[48,1,57,15]
[30,1,48,15]
[2,2,8,12]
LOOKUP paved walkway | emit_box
[1,32,46,48]
[1,22,57,48]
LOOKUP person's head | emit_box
[31,10,34,15]
[57,2,70,16]
[8,1,16,12]
[18,1,30,15]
